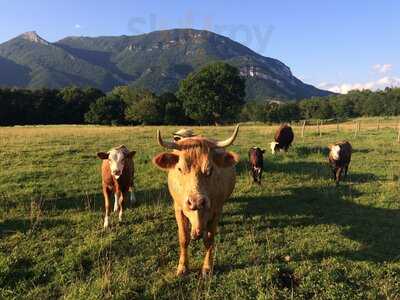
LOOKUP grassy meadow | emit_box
[0,120,399,299]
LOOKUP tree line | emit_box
[240,88,400,123]
[1,61,400,126]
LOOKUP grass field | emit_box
[0,121,399,299]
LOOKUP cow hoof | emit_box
[103,217,109,229]
[201,267,212,277]
[176,265,188,276]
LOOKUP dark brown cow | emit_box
[248,147,265,184]
[153,126,240,277]
[97,145,136,228]
[270,124,294,154]
[328,141,352,185]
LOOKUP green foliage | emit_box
[124,90,161,125]
[84,95,125,125]
[177,62,245,124]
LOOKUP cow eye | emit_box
[204,167,213,177]
[177,167,182,172]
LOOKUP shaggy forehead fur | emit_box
[174,137,219,169]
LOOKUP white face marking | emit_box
[108,149,125,179]
[330,145,341,160]
[270,142,279,154]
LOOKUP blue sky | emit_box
[0,0,398,92]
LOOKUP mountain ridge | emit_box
[0,28,331,101]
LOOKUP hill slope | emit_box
[0,29,331,100]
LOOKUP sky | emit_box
[0,0,398,93]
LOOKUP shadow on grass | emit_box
[31,186,172,212]
[0,217,73,237]
[294,146,330,158]
[266,160,379,183]
[232,184,400,263]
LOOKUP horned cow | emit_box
[97,145,136,228]
[328,141,352,185]
[270,124,294,154]
[248,147,265,184]
[153,125,240,277]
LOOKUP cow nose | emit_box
[186,196,206,211]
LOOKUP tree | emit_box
[124,92,162,125]
[159,92,189,125]
[84,95,125,125]
[177,62,245,124]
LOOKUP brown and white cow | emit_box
[270,124,294,154]
[97,145,136,228]
[328,141,352,185]
[248,147,265,184]
[152,126,240,276]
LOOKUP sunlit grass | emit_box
[0,121,399,299]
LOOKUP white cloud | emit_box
[372,64,392,74]
[74,24,82,29]
[318,76,400,94]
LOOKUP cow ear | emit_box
[127,151,136,158]
[213,151,240,168]
[261,149,266,153]
[328,144,334,150]
[153,152,179,170]
[97,152,109,160]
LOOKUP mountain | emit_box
[0,29,331,101]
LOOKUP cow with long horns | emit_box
[153,126,240,276]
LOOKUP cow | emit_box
[328,141,352,185]
[97,145,136,228]
[152,125,240,277]
[270,124,294,154]
[248,147,265,184]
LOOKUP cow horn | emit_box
[215,125,240,148]
[157,130,181,150]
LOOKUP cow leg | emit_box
[202,216,219,277]
[331,167,337,181]
[113,193,119,212]
[175,210,190,276]
[336,168,343,185]
[117,192,125,222]
[103,188,111,229]
[344,165,349,179]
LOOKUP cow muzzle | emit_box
[112,170,121,178]
[185,195,210,211]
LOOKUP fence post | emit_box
[397,121,400,143]
[377,119,380,131]
[319,120,323,137]
[317,120,320,137]
[336,119,339,132]
[354,120,358,138]
[301,120,306,139]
